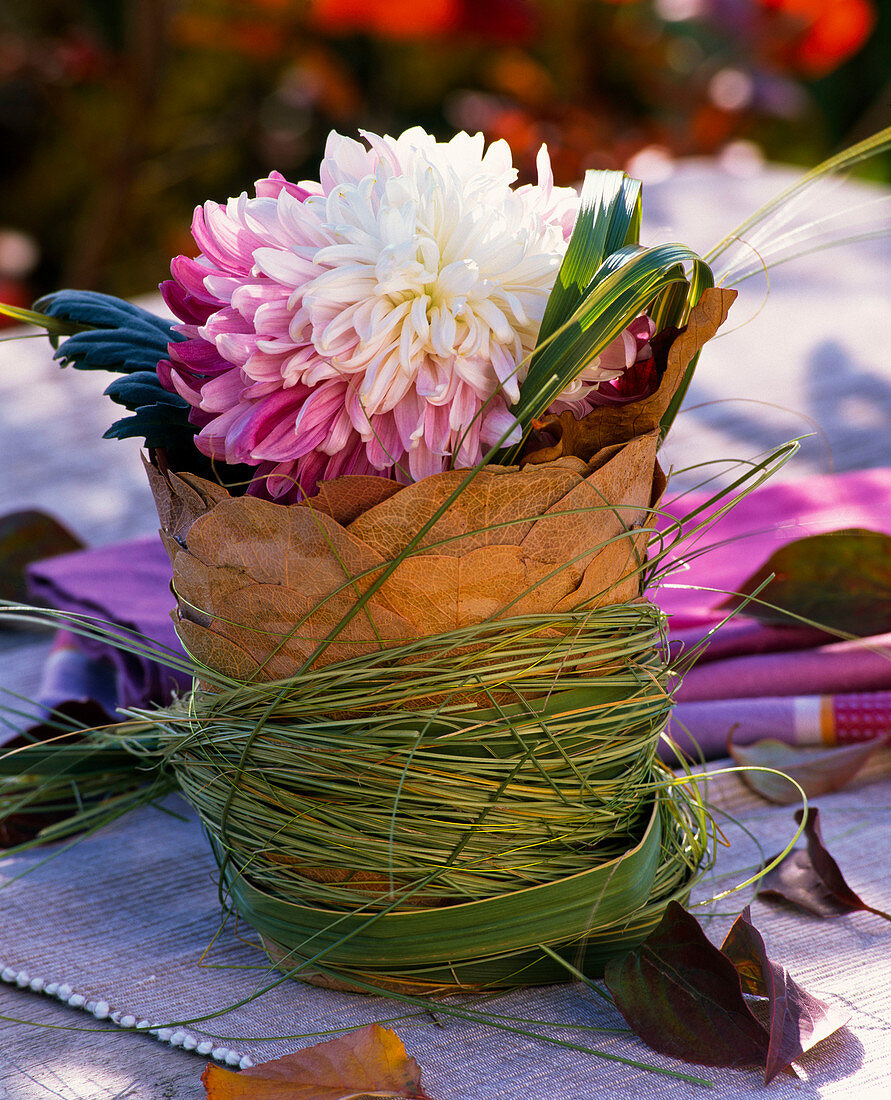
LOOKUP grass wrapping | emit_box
[137,602,713,991]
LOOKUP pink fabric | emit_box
[675,633,891,702]
[834,692,891,742]
[660,467,891,758]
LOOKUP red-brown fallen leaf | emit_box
[720,906,849,1083]
[758,807,891,921]
[604,900,771,1068]
[727,735,881,804]
[605,900,853,1081]
[202,1024,434,1100]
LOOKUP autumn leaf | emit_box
[720,906,849,1083]
[605,900,853,1081]
[758,806,891,921]
[727,736,880,804]
[604,900,771,1068]
[202,1024,434,1100]
[719,528,891,637]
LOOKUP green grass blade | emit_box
[502,244,713,460]
[707,125,891,281]
[537,170,642,347]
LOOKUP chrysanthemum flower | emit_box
[160,128,654,501]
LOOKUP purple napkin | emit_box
[25,536,192,723]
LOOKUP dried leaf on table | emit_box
[758,806,891,921]
[0,509,83,603]
[720,906,849,1082]
[719,528,891,637]
[603,900,770,1068]
[727,736,881,804]
[202,1023,434,1100]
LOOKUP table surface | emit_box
[1,159,889,1098]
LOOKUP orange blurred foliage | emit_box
[310,0,536,42]
[758,0,876,76]
[310,0,460,38]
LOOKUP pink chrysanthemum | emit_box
[160,128,654,501]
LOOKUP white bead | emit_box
[170,1029,187,1047]
[29,978,45,992]
[93,1001,110,1019]
[212,1047,230,1062]
[68,994,86,1008]
[225,1051,241,1067]
[1,968,16,983]
[15,972,29,988]
[239,1056,254,1069]
[45,983,59,996]
[196,1040,214,1055]
[157,1027,173,1041]
[57,984,72,999]
[119,1014,136,1029]
[136,1020,151,1032]
[182,1035,198,1051]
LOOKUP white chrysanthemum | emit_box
[162,128,643,499]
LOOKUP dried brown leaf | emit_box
[202,1023,433,1100]
[551,532,650,612]
[301,475,403,526]
[144,455,222,543]
[183,497,383,589]
[376,545,574,635]
[758,806,891,920]
[191,581,418,679]
[347,463,581,559]
[176,617,268,682]
[727,736,881,804]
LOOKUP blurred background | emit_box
[0,0,886,313]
